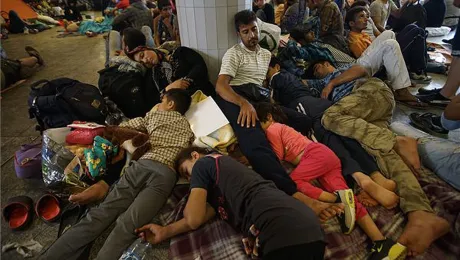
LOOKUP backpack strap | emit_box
[205,154,222,185]
[30,79,51,91]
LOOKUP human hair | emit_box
[234,10,257,32]
[289,26,306,43]
[122,28,146,52]
[351,0,369,8]
[274,0,284,4]
[255,102,288,124]
[163,89,192,115]
[345,6,367,27]
[174,146,210,174]
[269,56,281,68]
[158,0,171,9]
[305,59,332,79]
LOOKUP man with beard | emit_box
[214,10,344,219]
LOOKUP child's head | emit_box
[345,6,368,32]
[289,25,316,45]
[122,27,146,54]
[267,56,281,80]
[255,102,288,130]
[174,146,210,180]
[157,89,192,115]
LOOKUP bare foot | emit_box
[370,172,396,192]
[361,177,399,209]
[292,192,344,221]
[394,136,421,175]
[69,180,109,205]
[398,211,450,256]
[356,190,378,207]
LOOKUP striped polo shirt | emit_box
[219,43,272,87]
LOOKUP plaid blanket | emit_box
[153,168,460,260]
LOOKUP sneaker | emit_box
[335,189,356,234]
[410,72,432,84]
[409,112,449,136]
[417,93,450,107]
[417,87,441,95]
[369,239,407,260]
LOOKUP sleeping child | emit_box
[255,102,407,260]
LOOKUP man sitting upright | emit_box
[40,89,195,260]
[216,9,343,219]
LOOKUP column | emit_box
[175,0,253,83]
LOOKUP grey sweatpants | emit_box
[40,160,177,260]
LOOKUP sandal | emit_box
[409,112,448,136]
[25,46,44,66]
[396,98,428,110]
[35,193,61,223]
[2,196,34,230]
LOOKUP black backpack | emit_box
[391,2,427,31]
[98,66,160,118]
[28,78,106,132]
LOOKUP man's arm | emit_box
[153,17,161,47]
[216,75,258,127]
[321,65,369,98]
[390,0,417,18]
[136,188,216,245]
[369,3,386,32]
[112,8,131,28]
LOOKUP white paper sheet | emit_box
[185,97,229,138]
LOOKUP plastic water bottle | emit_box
[119,238,152,260]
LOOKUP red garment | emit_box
[116,0,130,10]
[265,123,312,163]
[290,142,367,220]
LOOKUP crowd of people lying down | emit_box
[24,2,459,260]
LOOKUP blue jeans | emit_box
[441,112,460,131]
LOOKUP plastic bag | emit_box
[42,128,89,196]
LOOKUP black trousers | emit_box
[289,96,379,179]
[263,241,326,260]
[216,95,298,195]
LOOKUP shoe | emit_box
[417,93,450,107]
[335,189,356,234]
[410,72,432,84]
[442,38,453,45]
[2,196,34,230]
[25,46,44,66]
[369,239,407,260]
[35,193,61,223]
[418,87,441,95]
[409,112,449,136]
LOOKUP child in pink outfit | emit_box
[255,103,406,259]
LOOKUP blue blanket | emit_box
[78,16,113,35]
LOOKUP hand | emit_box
[321,83,334,99]
[135,224,168,245]
[238,100,258,128]
[166,79,191,91]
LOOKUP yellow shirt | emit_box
[348,31,372,58]
[275,4,285,25]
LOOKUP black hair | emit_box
[234,10,257,32]
[351,0,369,8]
[158,0,172,9]
[174,146,211,174]
[163,88,192,115]
[345,6,367,27]
[122,28,146,52]
[304,59,332,79]
[254,102,288,124]
[269,56,281,68]
[289,27,306,43]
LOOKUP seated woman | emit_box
[255,103,406,259]
[137,146,332,259]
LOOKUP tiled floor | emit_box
[1,23,459,260]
